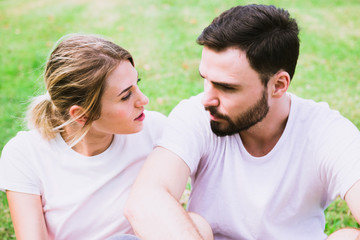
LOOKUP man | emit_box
[125,4,360,240]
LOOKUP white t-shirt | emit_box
[157,93,360,240]
[0,110,165,240]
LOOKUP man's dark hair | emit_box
[197,4,300,85]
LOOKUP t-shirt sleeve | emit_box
[145,110,167,143]
[156,94,211,174]
[0,132,41,195]
[317,114,360,200]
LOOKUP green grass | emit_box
[0,0,359,238]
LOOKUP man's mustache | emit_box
[204,106,227,120]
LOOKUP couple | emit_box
[1,4,359,240]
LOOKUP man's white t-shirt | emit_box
[0,110,165,240]
[157,93,360,240]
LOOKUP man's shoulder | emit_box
[290,93,359,139]
[144,110,167,124]
[169,93,206,116]
[290,93,343,123]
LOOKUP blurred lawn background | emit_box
[0,0,359,238]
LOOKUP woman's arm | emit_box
[7,190,48,240]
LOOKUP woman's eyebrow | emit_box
[117,71,139,97]
[117,85,132,97]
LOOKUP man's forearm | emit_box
[125,147,212,239]
[125,188,204,240]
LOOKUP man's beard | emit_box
[205,89,269,136]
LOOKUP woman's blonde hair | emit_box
[27,34,134,144]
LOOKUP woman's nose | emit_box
[135,89,149,108]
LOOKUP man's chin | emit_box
[210,121,238,137]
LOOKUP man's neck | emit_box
[240,94,291,157]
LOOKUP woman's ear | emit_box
[69,105,88,125]
[271,71,290,98]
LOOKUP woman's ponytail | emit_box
[26,93,63,140]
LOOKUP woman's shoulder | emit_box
[2,130,48,153]
[6,129,42,144]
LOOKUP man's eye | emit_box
[121,91,132,101]
[226,87,236,91]
[220,85,235,92]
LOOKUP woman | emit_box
[0,34,165,239]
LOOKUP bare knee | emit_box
[188,212,213,240]
[327,228,360,240]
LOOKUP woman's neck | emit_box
[62,125,114,157]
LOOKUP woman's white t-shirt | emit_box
[0,110,165,240]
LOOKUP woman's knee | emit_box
[106,234,141,240]
[327,228,360,240]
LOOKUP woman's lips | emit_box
[134,112,145,121]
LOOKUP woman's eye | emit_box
[121,91,132,101]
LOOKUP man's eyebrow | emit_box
[199,72,238,89]
[199,70,238,88]
[212,81,239,89]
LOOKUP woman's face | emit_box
[89,60,149,136]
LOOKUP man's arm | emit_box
[327,179,360,240]
[7,191,48,240]
[124,147,212,240]
[346,179,360,226]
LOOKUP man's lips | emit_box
[205,107,223,121]
[207,110,223,121]
[134,112,145,121]
[209,112,220,121]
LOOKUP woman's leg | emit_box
[327,228,360,240]
[106,234,141,240]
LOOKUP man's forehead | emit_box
[199,47,262,86]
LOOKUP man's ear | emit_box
[271,71,290,98]
[69,105,88,125]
